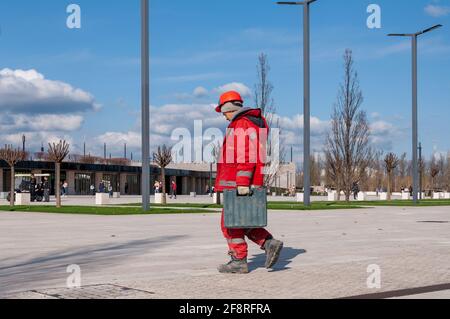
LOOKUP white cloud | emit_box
[149,103,224,135]
[0,68,100,114]
[0,114,83,133]
[214,82,252,98]
[0,68,102,154]
[1,132,74,151]
[369,120,407,151]
[91,102,403,164]
[193,86,209,98]
[425,4,450,17]
[95,131,142,149]
[274,114,330,136]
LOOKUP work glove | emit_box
[237,186,250,196]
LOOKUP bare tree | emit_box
[47,140,70,208]
[0,145,26,207]
[325,148,343,200]
[254,53,276,125]
[397,152,408,190]
[253,53,285,188]
[153,145,172,205]
[430,156,441,191]
[325,49,372,202]
[310,155,322,187]
[419,156,425,194]
[211,142,222,204]
[445,153,450,191]
[436,154,446,191]
[372,150,384,193]
[384,153,400,201]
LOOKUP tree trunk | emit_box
[161,167,166,205]
[215,192,221,205]
[10,166,15,207]
[56,162,61,208]
[387,172,391,201]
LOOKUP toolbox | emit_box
[223,187,268,229]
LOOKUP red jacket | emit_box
[215,108,268,192]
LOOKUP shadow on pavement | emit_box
[0,235,186,296]
[248,247,307,272]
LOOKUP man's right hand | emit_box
[237,186,250,196]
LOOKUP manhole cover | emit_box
[30,284,155,299]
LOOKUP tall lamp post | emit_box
[141,0,150,211]
[22,135,26,153]
[418,142,423,200]
[277,0,317,207]
[388,24,443,204]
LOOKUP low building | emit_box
[0,159,296,196]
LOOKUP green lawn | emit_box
[2,199,448,216]
[120,202,362,210]
[333,199,450,207]
[121,199,450,210]
[0,205,216,216]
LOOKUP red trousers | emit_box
[221,210,272,259]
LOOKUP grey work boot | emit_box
[218,257,249,274]
[264,239,284,269]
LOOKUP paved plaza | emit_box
[1,205,449,299]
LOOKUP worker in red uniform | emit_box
[215,91,284,274]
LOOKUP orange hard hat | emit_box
[215,91,243,113]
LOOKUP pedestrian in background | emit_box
[154,181,160,194]
[352,182,359,200]
[99,182,105,194]
[170,180,177,199]
[62,181,68,197]
[43,177,50,202]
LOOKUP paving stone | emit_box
[1,206,449,299]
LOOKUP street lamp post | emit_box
[141,0,150,211]
[388,24,442,204]
[277,0,317,207]
[209,162,213,197]
[418,142,423,200]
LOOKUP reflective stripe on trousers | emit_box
[227,238,246,244]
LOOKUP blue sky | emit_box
[0,0,449,163]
